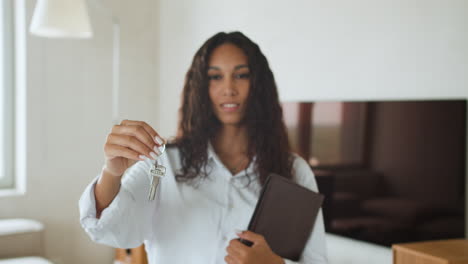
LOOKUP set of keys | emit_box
[148,140,166,201]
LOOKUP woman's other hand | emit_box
[225,231,284,264]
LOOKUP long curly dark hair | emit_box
[171,31,294,186]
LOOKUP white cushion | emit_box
[326,233,392,264]
[0,257,53,264]
[0,219,44,259]
[0,219,44,236]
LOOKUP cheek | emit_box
[239,83,250,101]
[209,79,223,91]
[208,86,217,104]
[208,89,222,114]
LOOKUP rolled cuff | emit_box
[78,174,142,248]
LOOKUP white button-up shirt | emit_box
[79,144,328,264]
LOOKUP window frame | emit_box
[0,0,15,189]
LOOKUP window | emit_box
[310,102,367,167]
[283,102,368,169]
[0,0,15,189]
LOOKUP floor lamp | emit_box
[29,0,121,125]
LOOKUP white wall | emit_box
[1,0,467,263]
[157,0,468,242]
[157,0,468,137]
[0,0,159,263]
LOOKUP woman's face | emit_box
[208,43,250,127]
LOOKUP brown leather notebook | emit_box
[239,173,324,261]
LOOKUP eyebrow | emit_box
[208,64,249,71]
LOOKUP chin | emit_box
[218,118,244,127]
[221,121,242,127]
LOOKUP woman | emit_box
[79,32,327,264]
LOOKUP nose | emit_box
[222,77,237,96]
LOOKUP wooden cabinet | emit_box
[115,245,148,264]
[392,239,468,264]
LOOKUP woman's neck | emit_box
[212,125,248,157]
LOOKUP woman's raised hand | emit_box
[103,120,165,177]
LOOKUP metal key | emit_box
[148,140,166,201]
[148,161,166,201]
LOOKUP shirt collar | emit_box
[207,141,224,169]
[207,141,216,161]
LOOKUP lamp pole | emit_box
[91,0,121,125]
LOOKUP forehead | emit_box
[208,43,248,68]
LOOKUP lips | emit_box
[220,103,240,112]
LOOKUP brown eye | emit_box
[235,73,250,79]
[208,74,222,80]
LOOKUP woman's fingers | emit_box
[104,143,146,161]
[112,124,159,152]
[104,120,164,165]
[102,120,163,177]
[106,133,157,160]
[120,120,165,145]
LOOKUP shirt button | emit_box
[222,236,227,241]
[229,204,234,209]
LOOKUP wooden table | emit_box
[392,239,468,264]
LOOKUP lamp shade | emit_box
[29,0,93,38]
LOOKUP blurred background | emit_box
[0,0,467,263]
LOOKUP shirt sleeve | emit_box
[282,155,329,264]
[78,159,155,249]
